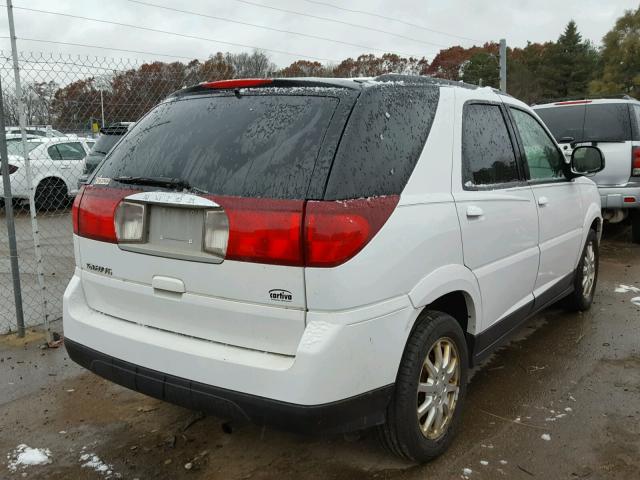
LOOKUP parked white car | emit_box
[1,136,94,209]
[534,97,640,242]
[5,125,64,137]
[64,76,604,462]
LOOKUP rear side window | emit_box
[583,104,631,142]
[324,86,440,199]
[97,94,339,199]
[536,103,632,142]
[632,105,640,140]
[55,142,87,160]
[462,104,519,187]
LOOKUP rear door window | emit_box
[97,94,339,199]
[324,86,440,199]
[462,103,520,187]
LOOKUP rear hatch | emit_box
[73,81,359,355]
[536,101,634,185]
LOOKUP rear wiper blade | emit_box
[113,176,208,194]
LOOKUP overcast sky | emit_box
[0,0,638,67]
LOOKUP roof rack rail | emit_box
[373,74,511,96]
[536,94,638,105]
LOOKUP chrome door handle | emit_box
[466,205,484,217]
[538,196,549,206]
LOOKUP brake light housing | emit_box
[632,146,640,177]
[304,197,399,267]
[201,79,273,90]
[74,187,398,268]
[74,186,133,243]
[0,164,18,175]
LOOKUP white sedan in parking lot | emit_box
[2,137,95,209]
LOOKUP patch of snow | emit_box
[480,460,489,466]
[545,417,557,422]
[463,467,473,476]
[564,407,573,412]
[500,460,508,465]
[631,297,640,306]
[555,413,566,419]
[7,444,52,471]
[616,284,640,293]
[79,452,116,478]
[541,433,551,441]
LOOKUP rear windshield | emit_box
[96,94,339,199]
[536,103,632,143]
[91,134,123,155]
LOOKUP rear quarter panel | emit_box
[305,88,466,316]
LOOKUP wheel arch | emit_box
[408,264,482,337]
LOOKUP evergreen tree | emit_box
[590,8,640,97]
[461,52,500,88]
[540,20,599,100]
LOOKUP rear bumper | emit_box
[598,184,640,209]
[63,271,416,432]
[65,338,393,434]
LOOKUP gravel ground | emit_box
[0,224,638,480]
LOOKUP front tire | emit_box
[378,310,468,463]
[564,229,599,311]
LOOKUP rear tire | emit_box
[35,178,68,211]
[378,310,468,463]
[631,210,640,244]
[564,229,599,311]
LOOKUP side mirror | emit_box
[570,146,605,177]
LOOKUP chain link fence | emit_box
[0,50,228,334]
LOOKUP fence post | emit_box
[6,0,51,342]
[499,38,507,93]
[0,75,25,337]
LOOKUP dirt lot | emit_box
[1,225,639,480]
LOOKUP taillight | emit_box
[213,197,304,266]
[304,196,399,267]
[201,79,273,89]
[71,186,85,234]
[203,209,229,258]
[75,186,132,243]
[0,164,18,175]
[632,147,640,177]
[76,187,398,268]
[114,201,146,243]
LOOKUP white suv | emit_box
[63,76,604,462]
[534,97,640,242]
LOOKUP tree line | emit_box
[3,7,638,132]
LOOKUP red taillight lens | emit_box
[0,164,18,175]
[201,78,272,89]
[213,196,304,266]
[76,188,398,268]
[71,186,85,234]
[632,147,640,177]
[75,186,133,243]
[304,196,399,268]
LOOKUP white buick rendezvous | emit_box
[64,75,604,462]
